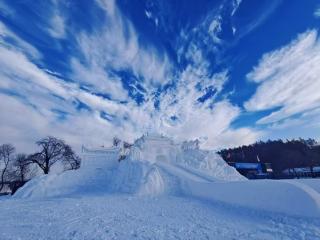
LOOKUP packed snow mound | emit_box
[128,134,245,182]
[175,150,244,181]
[15,134,243,198]
[109,160,166,196]
[14,163,115,198]
[14,155,174,198]
[14,134,320,218]
[15,146,119,198]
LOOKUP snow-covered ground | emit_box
[1,194,320,240]
[1,134,320,239]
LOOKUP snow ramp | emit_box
[182,179,320,218]
[13,134,320,218]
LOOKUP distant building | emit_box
[227,162,273,179]
[282,166,320,178]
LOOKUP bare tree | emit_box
[113,137,121,147]
[28,136,80,174]
[123,141,133,149]
[0,144,15,192]
[13,154,30,182]
[62,145,81,171]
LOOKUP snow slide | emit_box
[15,135,243,198]
[14,134,320,218]
[182,179,320,218]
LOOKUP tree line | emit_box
[0,136,81,194]
[218,138,320,175]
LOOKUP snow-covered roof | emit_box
[234,163,262,170]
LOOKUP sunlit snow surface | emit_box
[1,195,320,240]
[1,135,320,239]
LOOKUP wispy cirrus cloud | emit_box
[245,30,320,128]
[314,6,320,18]
[0,1,14,17]
[0,37,139,151]
[48,12,66,39]
[0,22,41,60]
[46,0,67,39]
[79,0,171,87]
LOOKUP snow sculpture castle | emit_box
[130,132,179,163]
[80,132,176,166]
[81,133,204,166]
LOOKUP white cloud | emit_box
[262,107,320,142]
[314,6,320,18]
[0,44,140,152]
[231,0,242,16]
[0,21,41,59]
[208,18,222,43]
[235,0,281,42]
[74,0,171,90]
[0,94,48,152]
[46,0,66,39]
[0,93,140,153]
[0,46,68,98]
[0,1,14,17]
[48,13,66,39]
[145,10,152,19]
[268,107,320,131]
[0,27,164,151]
[0,1,261,152]
[150,63,258,149]
[245,30,320,124]
[0,41,135,118]
[212,127,262,150]
[0,41,256,151]
[69,0,260,149]
[71,59,129,101]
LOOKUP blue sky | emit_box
[0,0,320,152]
